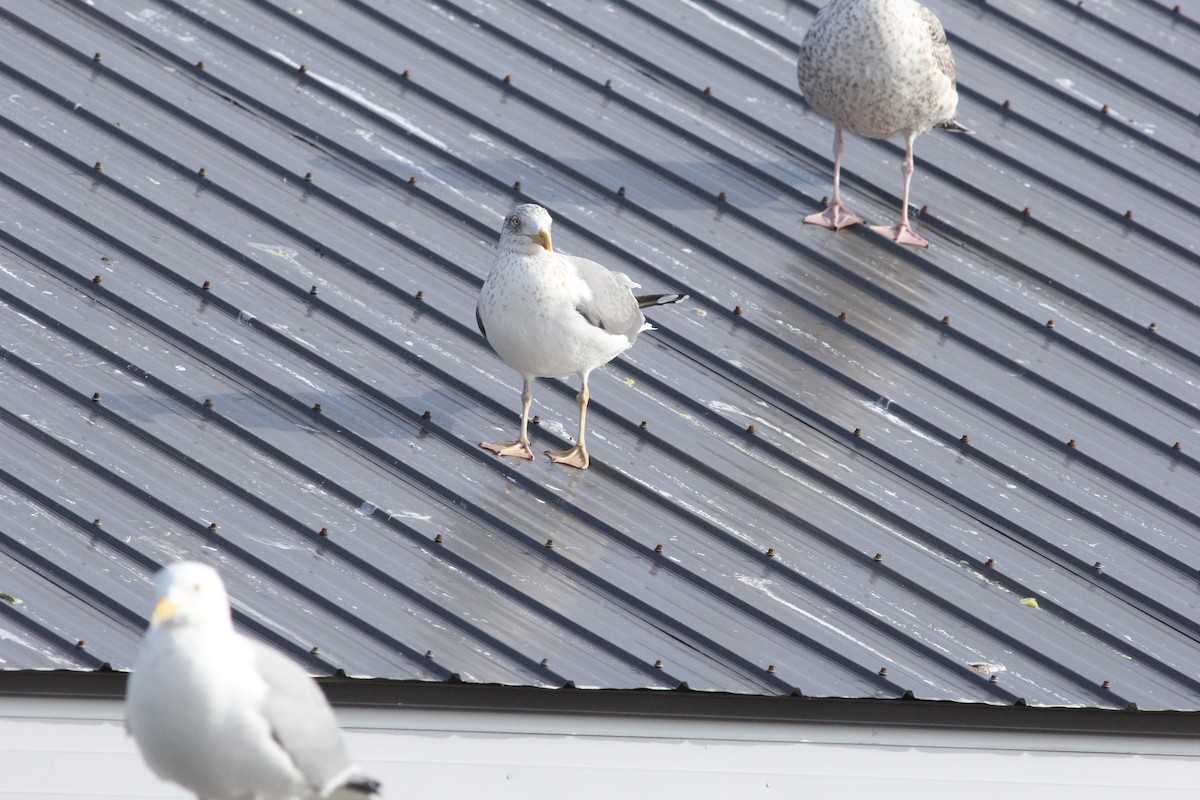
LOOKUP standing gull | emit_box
[126,561,381,800]
[798,0,968,247]
[477,204,685,469]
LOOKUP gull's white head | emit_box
[499,203,554,254]
[148,561,232,630]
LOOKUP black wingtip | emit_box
[937,119,972,134]
[636,293,688,309]
[345,778,382,796]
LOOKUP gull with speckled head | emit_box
[476,204,686,469]
[798,0,969,246]
[126,561,380,800]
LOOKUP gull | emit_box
[798,0,969,247]
[126,561,380,800]
[476,204,685,469]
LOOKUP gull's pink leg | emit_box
[548,377,590,469]
[482,377,536,459]
[806,125,865,230]
[871,134,929,247]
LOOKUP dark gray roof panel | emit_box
[1,0,1198,710]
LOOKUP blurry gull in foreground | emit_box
[798,0,969,247]
[126,561,380,800]
[477,203,686,469]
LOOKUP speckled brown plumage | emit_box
[798,0,967,247]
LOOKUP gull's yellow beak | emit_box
[150,597,180,627]
[531,228,552,251]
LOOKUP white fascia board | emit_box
[2,696,1198,799]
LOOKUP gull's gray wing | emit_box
[251,643,367,797]
[565,254,645,343]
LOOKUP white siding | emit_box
[2,696,1196,798]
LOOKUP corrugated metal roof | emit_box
[0,0,1197,710]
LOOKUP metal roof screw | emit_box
[604,78,612,89]
[1173,4,1181,11]
[1172,441,1182,452]
[513,180,522,191]
[93,518,101,526]
[879,667,888,677]
[532,415,541,424]
[93,52,102,62]
[198,167,207,179]
[703,86,713,96]
[985,557,996,567]
[989,674,999,683]
[415,290,425,301]
[425,650,434,659]
[654,659,664,669]
[733,305,744,315]
[312,403,322,413]
[1148,322,1157,332]
[94,161,103,171]
[766,547,777,558]
[1100,103,1109,115]
[941,315,951,325]
[92,274,102,284]
[1102,680,1111,690]
[718,191,727,202]
[208,522,218,532]
[319,527,330,537]
[853,427,862,437]
[203,398,213,409]
[617,186,626,196]
[304,171,313,182]
[1093,561,1103,570]
[401,69,411,79]
[639,420,648,430]
[1021,206,1032,217]
[309,285,318,296]
[1067,438,1077,448]
[960,434,970,445]
[196,60,205,71]
[541,658,549,667]
[545,538,555,549]
[837,310,848,321]
[408,176,417,185]
[298,64,308,74]
[1046,319,1054,328]
[201,280,212,291]
[76,639,87,649]
[654,543,663,554]
[434,533,444,544]
[1124,209,1133,220]
[91,392,101,402]
[767,664,776,674]
[1001,99,1011,110]
[422,410,432,421]
[310,646,319,654]
[919,204,929,215]
[502,74,512,84]
[746,424,756,434]
[873,552,884,563]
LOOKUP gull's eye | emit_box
[505,214,522,232]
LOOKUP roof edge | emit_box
[1,669,1196,736]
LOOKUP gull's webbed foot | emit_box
[547,444,590,470]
